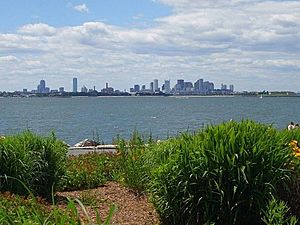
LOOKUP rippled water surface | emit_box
[1,96,300,144]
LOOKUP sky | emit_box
[0,0,300,92]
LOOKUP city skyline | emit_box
[13,77,234,94]
[0,1,300,92]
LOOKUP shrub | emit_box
[58,153,115,191]
[115,131,155,193]
[0,131,68,198]
[149,120,297,225]
[261,197,298,225]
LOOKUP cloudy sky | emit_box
[0,0,300,92]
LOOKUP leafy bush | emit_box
[262,197,298,225]
[114,131,155,193]
[58,153,115,191]
[149,120,298,225]
[0,131,68,198]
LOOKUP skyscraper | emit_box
[37,80,46,93]
[194,79,204,93]
[150,82,154,92]
[164,80,171,94]
[73,77,78,93]
[154,79,159,92]
[176,79,184,91]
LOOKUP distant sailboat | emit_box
[260,94,263,99]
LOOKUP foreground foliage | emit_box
[0,131,68,198]
[1,121,300,224]
[58,153,116,191]
[0,191,116,225]
[148,120,299,225]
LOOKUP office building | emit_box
[229,85,234,92]
[203,81,214,92]
[194,79,204,93]
[59,87,64,93]
[37,80,49,93]
[175,79,184,91]
[184,82,193,92]
[134,84,140,92]
[164,80,171,94]
[81,85,88,93]
[150,82,154,92]
[154,79,159,92]
[221,83,227,91]
[73,77,78,93]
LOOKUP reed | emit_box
[149,120,298,225]
[0,131,68,198]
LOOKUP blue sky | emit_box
[0,0,170,31]
[0,0,300,92]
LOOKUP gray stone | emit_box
[74,139,100,147]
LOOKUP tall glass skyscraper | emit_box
[164,80,171,94]
[73,77,78,93]
[154,79,159,92]
[37,80,46,93]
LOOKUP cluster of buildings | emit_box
[22,80,65,94]
[21,78,120,95]
[1,77,235,97]
[130,79,234,95]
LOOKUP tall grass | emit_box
[0,131,68,198]
[115,131,155,192]
[262,197,298,225]
[149,120,298,225]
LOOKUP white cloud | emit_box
[18,23,56,36]
[1,0,300,91]
[73,4,89,13]
[0,55,18,62]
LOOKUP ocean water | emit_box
[1,96,300,145]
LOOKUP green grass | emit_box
[1,122,300,225]
[148,120,299,225]
[262,197,298,225]
[0,131,68,198]
[0,191,116,225]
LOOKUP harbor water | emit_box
[1,96,300,145]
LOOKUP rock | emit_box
[74,139,100,147]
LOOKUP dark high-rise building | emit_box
[203,81,214,92]
[194,79,204,92]
[176,79,184,91]
[73,77,78,93]
[37,80,46,93]
[154,79,159,92]
[134,84,140,92]
[164,80,171,94]
[184,82,193,91]
[150,82,154,92]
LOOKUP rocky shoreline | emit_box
[68,139,117,156]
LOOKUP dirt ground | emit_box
[56,182,160,225]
